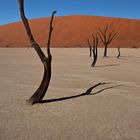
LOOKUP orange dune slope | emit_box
[0,15,140,48]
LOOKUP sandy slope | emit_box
[0,48,140,140]
[0,15,140,48]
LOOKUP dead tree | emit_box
[117,47,121,58]
[18,0,56,105]
[98,25,117,57]
[87,39,92,57]
[87,35,98,67]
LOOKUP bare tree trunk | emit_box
[89,47,92,57]
[91,46,98,67]
[28,56,52,104]
[18,0,56,105]
[104,44,108,57]
[91,54,97,67]
[87,39,92,57]
[90,35,98,67]
[117,47,121,58]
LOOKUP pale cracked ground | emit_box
[0,48,140,140]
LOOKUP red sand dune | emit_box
[0,15,140,48]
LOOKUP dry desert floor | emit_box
[0,48,140,140]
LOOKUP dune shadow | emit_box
[39,82,123,104]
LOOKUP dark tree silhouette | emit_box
[98,25,117,57]
[18,0,56,105]
[87,39,92,57]
[117,47,121,58]
[87,34,98,67]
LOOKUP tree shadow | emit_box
[118,55,134,60]
[89,84,123,95]
[95,64,119,68]
[38,82,123,104]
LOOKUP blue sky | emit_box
[0,0,140,25]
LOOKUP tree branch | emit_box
[108,32,117,44]
[18,0,46,63]
[18,0,36,45]
[97,32,104,44]
[47,11,57,58]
